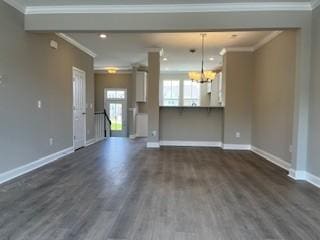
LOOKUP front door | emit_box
[104,89,127,137]
[73,67,86,149]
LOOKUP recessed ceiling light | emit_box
[99,34,107,39]
[163,57,168,61]
[209,57,214,61]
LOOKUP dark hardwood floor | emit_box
[1,138,320,240]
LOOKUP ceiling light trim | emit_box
[56,33,97,58]
[311,0,320,9]
[3,0,26,13]
[94,65,132,71]
[24,2,312,15]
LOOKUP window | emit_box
[106,90,126,99]
[163,80,180,106]
[183,80,200,106]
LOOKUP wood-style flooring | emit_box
[1,137,320,240]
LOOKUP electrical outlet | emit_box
[236,132,241,138]
[49,138,53,146]
[37,100,42,109]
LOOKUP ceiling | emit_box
[12,0,311,7]
[67,31,273,72]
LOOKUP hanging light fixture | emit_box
[105,67,119,74]
[188,34,217,83]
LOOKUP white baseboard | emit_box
[146,142,160,148]
[288,169,320,188]
[129,134,136,139]
[95,136,106,143]
[0,147,74,185]
[306,172,320,188]
[223,144,251,150]
[159,140,222,147]
[85,138,96,146]
[251,146,291,170]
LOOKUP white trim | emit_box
[288,169,307,179]
[159,140,222,147]
[129,134,137,139]
[305,172,320,188]
[222,144,251,150]
[251,146,291,170]
[311,0,320,9]
[147,142,160,148]
[288,170,320,188]
[252,31,283,51]
[24,2,312,15]
[72,67,87,150]
[95,136,106,143]
[3,0,25,13]
[0,147,74,185]
[220,47,254,55]
[56,33,97,58]
[85,138,96,146]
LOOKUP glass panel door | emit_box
[104,88,127,137]
[109,103,123,131]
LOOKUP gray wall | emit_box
[308,6,320,177]
[0,2,94,174]
[94,72,133,111]
[159,108,223,142]
[147,52,160,143]
[223,52,253,145]
[252,31,296,163]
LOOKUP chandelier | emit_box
[188,34,217,83]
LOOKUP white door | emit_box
[104,89,127,137]
[73,67,86,149]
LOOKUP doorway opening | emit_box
[104,88,128,137]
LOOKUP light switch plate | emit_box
[37,100,42,109]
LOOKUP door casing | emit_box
[72,67,86,149]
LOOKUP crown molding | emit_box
[220,30,284,55]
[3,0,26,13]
[252,30,283,51]
[220,47,254,55]
[56,33,97,58]
[311,0,320,9]
[24,2,312,15]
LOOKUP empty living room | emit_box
[1,0,320,239]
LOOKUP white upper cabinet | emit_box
[136,71,147,102]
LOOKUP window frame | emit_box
[162,79,180,106]
[182,80,201,106]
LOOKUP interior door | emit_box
[104,89,127,137]
[73,67,86,149]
